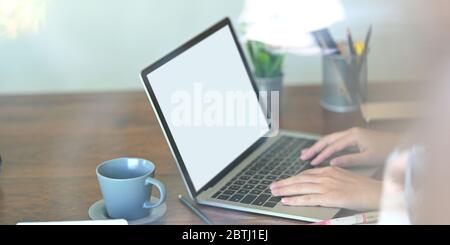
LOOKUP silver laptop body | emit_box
[140,18,376,222]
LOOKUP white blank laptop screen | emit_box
[147,26,269,191]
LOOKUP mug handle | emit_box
[143,177,166,209]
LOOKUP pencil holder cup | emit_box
[320,53,368,113]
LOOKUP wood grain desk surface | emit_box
[0,84,412,225]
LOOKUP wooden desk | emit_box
[0,85,407,225]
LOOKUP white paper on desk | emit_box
[17,219,128,225]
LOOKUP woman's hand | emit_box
[270,166,382,211]
[301,127,400,167]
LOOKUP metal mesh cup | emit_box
[320,53,368,113]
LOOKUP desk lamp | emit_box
[239,0,345,54]
[239,0,345,122]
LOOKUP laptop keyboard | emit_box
[211,135,316,208]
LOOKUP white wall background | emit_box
[0,0,447,94]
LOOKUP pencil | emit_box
[355,25,372,103]
[315,34,353,103]
[310,211,378,225]
[347,28,356,57]
[357,25,372,74]
[178,194,214,225]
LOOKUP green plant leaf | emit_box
[246,41,256,64]
[246,40,284,78]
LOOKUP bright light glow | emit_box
[240,0,345,52]
[0,0,49,39]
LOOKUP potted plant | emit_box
[246,40,284,127]
[246,40,284,96]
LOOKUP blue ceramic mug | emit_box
[96,158,166,220]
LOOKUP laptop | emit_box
[140,18,375,222]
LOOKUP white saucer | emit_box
[88,196,167,225]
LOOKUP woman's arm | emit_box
[301,127,401,167]
[270,166,382,211]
